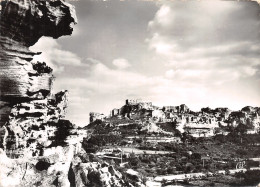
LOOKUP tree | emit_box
[235,123,248,135]
[236,148,247,157]
[87,170,102,187]
[214,134,226,143]
[185,163,195,173]
[191,153,201,160]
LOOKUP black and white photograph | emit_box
[0,0,260,186]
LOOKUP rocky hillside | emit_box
[89,99,260,138]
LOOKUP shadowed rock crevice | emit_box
[35,160,51,171]
[32,61,53,75]
[68,163,76,187]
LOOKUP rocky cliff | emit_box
[0,0,83,186]
[0,0,78,157]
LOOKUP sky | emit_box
[30,0,260,126]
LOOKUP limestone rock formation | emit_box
[0,0,78,157]
[0,0,87,186]
[0,0,77,127]
[0,0,77,47]
[71,161,125,187]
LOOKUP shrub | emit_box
[87,170,102,187]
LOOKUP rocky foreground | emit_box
[0,1,142,186]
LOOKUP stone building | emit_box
[90,112,105,123]
[163,106,179,113]
[126,99,142,105]
[111,108,120,116]
[180,104,190,113]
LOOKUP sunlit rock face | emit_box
[0,144,78,187]
[4,91,69,158]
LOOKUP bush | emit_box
[191,153,201,160]
[87,170,102,187]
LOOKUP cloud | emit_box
[147,0,260,86]
[30,37,82,73]
[54,56,259,126]
[54,60,150,125]
[37,1,260,126]
[112,58,131,69]
[60,61,148,95]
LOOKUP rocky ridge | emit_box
[89,99,260,138]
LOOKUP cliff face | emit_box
[0,0,77,156]
[0,0,75,129]
[0,0,83,186]
[0,0,76,100]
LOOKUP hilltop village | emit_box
[89,99,260,138]
[83,99,260,186]
[84,99,260,186]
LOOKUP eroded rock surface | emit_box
[0,0,76,97]
[1,0,77,46]
[0,0,85,186]
[0,0,77,157]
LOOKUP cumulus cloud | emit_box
[112,58,131,69]
[55,57,259,126]
[147,0,260,86]
[30,37,82,73]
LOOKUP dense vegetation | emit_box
[82,119,260,186]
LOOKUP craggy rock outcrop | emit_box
[0,0,87,187]
[0,0,77,46]
[71,161,124,187]
[0,145,77,187]
[4,91,69,158]
[0,147,145,187]
[0,0,77,126]
[0,0,77,157]
[70,154,145,187]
